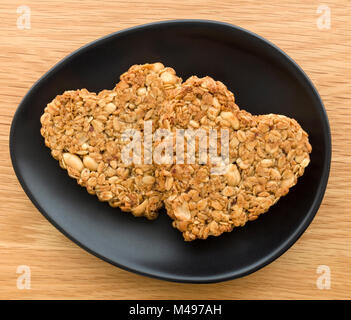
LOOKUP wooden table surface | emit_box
[1,0,350,300]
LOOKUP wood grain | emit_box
[0,0,350,300]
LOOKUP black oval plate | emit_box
[10,20,331,283]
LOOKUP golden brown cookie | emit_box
[155,76,311,240]
[40,63,182,219]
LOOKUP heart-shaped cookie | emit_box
[40,63,182,219]
[155,76,312,240]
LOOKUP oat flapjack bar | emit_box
[156,76,312,240]
[40,63,182,219]
[40,62,312,240]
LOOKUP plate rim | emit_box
[9,19,332,283]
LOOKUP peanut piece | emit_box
[104,103,116,114]
[160,71,177,84]
[83,156,98,171]
[142,175,155,185]
[225,164,241,186]
[132,200,149,216]
[220,111,239,129]
[62,153,84,172]
[174,202,191,221]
